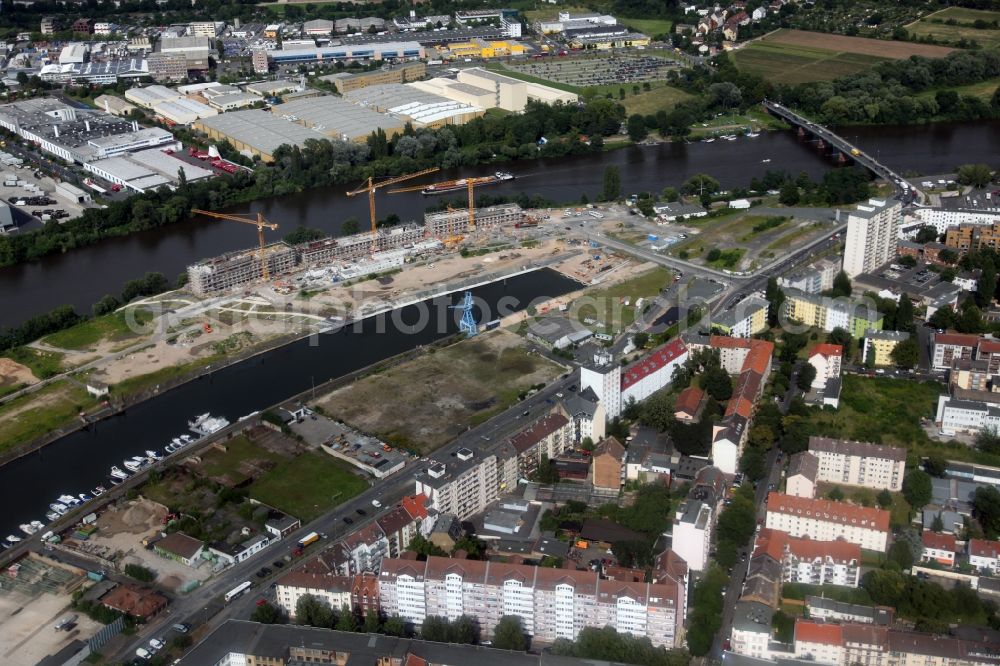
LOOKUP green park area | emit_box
[41,309,154,352]
[250,451,369,522]
[905,7,1000,49]
[0,381,96,455]
[568,266,672,331]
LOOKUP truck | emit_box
[83,178,107,194]
[297,532,320,549]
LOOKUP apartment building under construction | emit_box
[298,224,426,267]
[188,242,298,295]
[424,203,523,238]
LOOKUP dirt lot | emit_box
[0,357,38,390]
[317,329,565,451]
[0,588,101,666]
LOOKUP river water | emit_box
[1,120,998,328]
[0,269,581,539]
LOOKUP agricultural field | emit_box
[316,329,564,452]
[905,7,1000,50]
[732,29,953,84]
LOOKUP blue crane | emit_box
[450,291,478,337]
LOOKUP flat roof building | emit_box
[266,42,425,66]
[193,110,328,162]
[273,96,404,142]
[125,85,180,109]
[320,61,427,94]
[153,98,218,125]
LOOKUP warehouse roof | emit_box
[195,110,327,156]
[274,96,402,140]
[344,83,483,125]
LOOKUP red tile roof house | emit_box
[101,584,168,620]
[921,530,956,567]
[969,538,1000,574]
[674,386,706,423]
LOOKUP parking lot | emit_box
[0,169,91,231]
[508,53,680,87]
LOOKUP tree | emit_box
[888,540,914,570]
[383,615,408,637]
[796,363,817,392]
[662,186,679,202]
[915,226,939,244]
[251,601,285,624]
[925,456,948,477]
[877,489,893,508]
[778,182,800,205]
[493,615,527,651]
[896,295,915,333]
[978,266,998,308]
[296,594,334,628]
[363,609,381,634]
[450,614,478,644]
[420,616,451,642]
[903,469,933,509]
[827,486,845,501]
[890,338,919,369]
[633,331,649,349]
[682,173,720,196]
[973,485,1000,538]
[336,605,358,632]
[686,565,728,656]
[766,277,785,327]
[898,255,917,269]
[828,327,854,356]
[739,445,767,481]
[627,114,648,142]
[956,163,994,188]
[92,294,121,317]
[931,513,945,532]
[975,428,1000,456]
[829,271,852,298]
[341,217,360,236]
[602,165,622,201]
[702,366,732,401]
[284,225,326,244]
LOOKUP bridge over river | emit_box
[763,101,921,204]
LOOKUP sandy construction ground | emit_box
[0,588,102,666]
[0,358,38,389]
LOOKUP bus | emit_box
[297,532,320,549]
[224,581,252,604]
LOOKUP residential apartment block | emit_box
[673,499,713,572]
[712,294,769,338]
[786,452,818,499]
[378,555,685,648]
[779,257,841,294]
[414,449,505,520]
[765,492,890,552]
[782,288,883,337]
[754,528,862,587]
[805,597,894,625]
[580,339,689,418]
[807,436,906,491]
[863,328,910,367]
[843,198,902,278]
[507,413,572,479]
[932,332,982,371]
[792,619,1000,666]
[945,221,1000,253]
[935,395,1000,436]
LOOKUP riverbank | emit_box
[0,239,592,465]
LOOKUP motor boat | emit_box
[180,435,192,443]
[46,511,61,522]
[145,450,162,461]
[19,521,43,536]
[703,137,715,143]
[123,460,142,473]
[108,477,123,486]
[78,493,92,502]
[49,503,68,515]
[91,486,106,497]
[58,494,81,506]
[4,535,21,545]
[110,466,129,479]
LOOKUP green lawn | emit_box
[732,41,894,84]
[795,375,1000,467]
[3,346,64,379]
[619,17,673,37]
[42,309,154,351]
[0,381,95,454]
[621,84,694,116]
[570,266,671,332]
[250,451,369,522]
[906,7,1000,49]
[199,435,283,482]
[918,77,1000,103]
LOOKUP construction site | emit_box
[186,168,535,296]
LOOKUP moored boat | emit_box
[421,171,514,195]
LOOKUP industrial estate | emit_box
[1,2,1000,666]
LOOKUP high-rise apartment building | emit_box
[843,198,902,278]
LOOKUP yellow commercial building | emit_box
[447,40,526,59]
[863,329,910,366]
[321,62,427,94]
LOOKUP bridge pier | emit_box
[837,152,847,165]
[797,126,806,139]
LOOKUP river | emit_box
[1,120,998,328]
[0,269,581,540]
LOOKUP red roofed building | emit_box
[921,530,957,567]
[710,336,774,474]
[975,338,1000,374]
[808,343,843,390]
[932,332,981,370]
[765,492,890,552]
[795,620,844,665]
[508,412,572,477]
[674,386,706,423]
[969,538,1000,574]
[621,338,689,404]
[101,584,168,620]
[754,528,862,587]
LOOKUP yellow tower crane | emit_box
[389,175,495,232]
[191,209,280,280]
[346,167,439,253]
